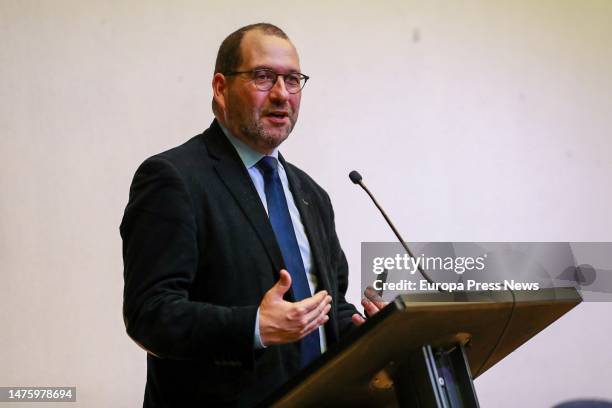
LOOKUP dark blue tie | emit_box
[256,156,321,367]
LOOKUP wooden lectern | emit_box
[261,287,581,407]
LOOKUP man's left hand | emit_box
[351,286,388,326]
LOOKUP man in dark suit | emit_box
[121,23,380,407]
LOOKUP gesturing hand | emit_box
[259,269,332,346]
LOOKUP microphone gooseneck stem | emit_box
[353,177,437,286]
[357,181,414,258]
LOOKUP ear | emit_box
[212,73,228,112]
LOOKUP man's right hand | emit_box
[259,269,332,346]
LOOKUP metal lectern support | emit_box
[395,344,479,408]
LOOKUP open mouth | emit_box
[265,112,290,125]
[267,112,288,119]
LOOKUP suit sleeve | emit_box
[120,156,257,362]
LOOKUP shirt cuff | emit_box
[254,307,267,349]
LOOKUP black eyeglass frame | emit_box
[223,68,310,94]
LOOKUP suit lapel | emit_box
[203,121,285,275]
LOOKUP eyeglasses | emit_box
[224,68,309,94]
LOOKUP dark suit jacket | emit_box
[120,120,357,407]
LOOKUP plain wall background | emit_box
[1,1,611,406]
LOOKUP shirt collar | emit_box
[218,122,279,169]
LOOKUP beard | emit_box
[239,113,291,150]
[225,101,297,152]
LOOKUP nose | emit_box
[268,75,290,101]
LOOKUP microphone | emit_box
[350,170,517,378]
[349,170,362,184]
[349,170,436,285]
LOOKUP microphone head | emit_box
[349,170,363,184]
